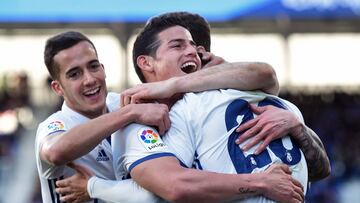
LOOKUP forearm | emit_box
[292,124,331,181]
[41,107,135,165]
[88,177,160,203]
[166,168,262,203]
[132,158,262,203]
[174,62,279,95]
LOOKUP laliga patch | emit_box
[137,128,166,151]
[46,120,66,135]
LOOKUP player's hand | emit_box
[128,103,171,135]
[235,104,301,155]
[55,163,94,203]
[121,78,177,106]
[197,46,225,69]
[262,164,304,203]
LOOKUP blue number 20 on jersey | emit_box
[225,97,301,174]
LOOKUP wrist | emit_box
[87,176,97,198]
[291,121,306,142]
[236,174,263,198]
[116,104,137,126]
[252,173,267,195]
[171,76,185,93]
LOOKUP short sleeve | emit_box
[35,117,69,179]
[112,123,175,176]
[162,98,197,167]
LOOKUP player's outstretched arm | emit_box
[121,61,279,106]
[55,163,159,203]
[130,157,304,203]
[56,153,304,202]
[40,103,170,166]
[236,105,331,181]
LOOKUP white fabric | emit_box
[112,123,175,178]
[35,93,119,203]
[115,89,308,203]
[88,177,165,203]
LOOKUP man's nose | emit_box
[83,71,96,85]
[184,44,197,57]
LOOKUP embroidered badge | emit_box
[137,128,166,151]
[46,120,66,135]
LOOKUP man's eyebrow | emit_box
[168,38,185,44]
[168,38,197,46]
[65,66,79,75]
[190,40,197,46]
[88,59,100,64]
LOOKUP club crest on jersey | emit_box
[138,128,166,151]
[47,120,65,135]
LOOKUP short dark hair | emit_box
[133,15,188,83]
[158,12,211,52]
[44,31,97,80]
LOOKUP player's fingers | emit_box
[132,91,150,103]
[241,131,265,151]
[236,118,258,133]
[123,95,131,106]
[204,52,213,61]
[59,193,76,203]
[157,121,166,135]
[254,134,272,155]
[279,164,291,174]
[164,112,171,133]
[55,179,69,187]
[292,178,304,192]
[120,94,125,107]
[236,120,261,145]
[130,95,137,104]
[291,183,304,203]
[294,186,305,203]
[55,186,71,195]
[67,163,93,177]
[249,104,267,115]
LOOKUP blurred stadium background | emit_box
[0,0,359,202]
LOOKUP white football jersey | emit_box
[116,89,308,203]
[35,92,120,203]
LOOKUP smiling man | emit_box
[118,18,308,203]
[35,31,171,203]
[55,13,329,203]
[36,30,286,203]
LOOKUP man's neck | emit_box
[158,93,184,109]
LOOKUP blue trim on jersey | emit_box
[122,173,132,180]
[179,160,188,168]
[47,179,55,203]
[47,130,66,136]
[47,176,63,203]
[191,151,203,170]
[106,136,111,145]
[129,152,175,173]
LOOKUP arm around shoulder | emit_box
[130,156,266,203]
[174,62,279,96]
[39,107,137,166]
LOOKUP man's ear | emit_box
[197,46,206,54]
[51,80,63,97]
[101,63,106,78]
[137,55,154,73]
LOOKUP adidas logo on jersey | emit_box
[96,149,110,161]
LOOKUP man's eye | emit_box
[90,63,101,70]
[171,44,181,48]
[68,71,80,79]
